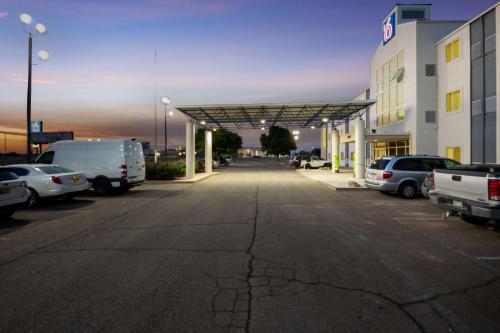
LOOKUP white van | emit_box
[35,140,146,194]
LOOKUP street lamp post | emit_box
[20,13,48,162]
[160,96,171,160]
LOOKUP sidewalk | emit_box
[296,168,370,191]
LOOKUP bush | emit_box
[146,161,186,180]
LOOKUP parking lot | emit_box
[1,159,500,332]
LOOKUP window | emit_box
[425,64,435,76]
[369,159,390,170]
[393,158,423,171]
[3,167,29,176]
[401,10,425,20]
[376,50,405,126]
[340,152,345,161]
[445,38,461,63]
[350,152,355,162]
[373,140,409,159]
[0,170,19,181]
[37,166,73,174]
[445,147,461,163]
[425,111,436,123]
[446,90,461,112]
[36,151,54,164]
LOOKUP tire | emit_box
[26,188,40,207]
[305,164,312,169]
[399,182,417,199]
[460,214,490,225]
[94,178,112,195]
[0,207,15,219]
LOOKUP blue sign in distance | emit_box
[383,12,396,45]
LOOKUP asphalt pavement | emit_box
[1,159,500,333]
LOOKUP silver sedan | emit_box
[1,164,90,207]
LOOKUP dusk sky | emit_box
[1,0,498,152]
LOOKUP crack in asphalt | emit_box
[209,254,500,333]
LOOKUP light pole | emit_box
[160,96,171,160]
[20,13,48,162]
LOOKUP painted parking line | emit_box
[476,257,500,260]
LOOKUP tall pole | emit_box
[154,51,158,164]
[26,33,32,162]
[164,104,167,159]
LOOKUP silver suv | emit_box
[365,155,459,199]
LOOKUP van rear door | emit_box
[125,141,146,182]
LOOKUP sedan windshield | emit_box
[37,166,74,174]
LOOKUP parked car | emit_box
[301,156,331,169]
[0,170,29,219]
[429,164,500,223]
[1,165,90,207]
[35,139,146,195]
[365,155,460,199]
[223,155,235,164]
[216,156,229,167]
[289,154,302,168]
[421,173,434,198]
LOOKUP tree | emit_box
[195,129,242,155]
[260,126,296,158]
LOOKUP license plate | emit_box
[0,187,10,195]
[452,200,464,209]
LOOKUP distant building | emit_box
[238,147,262,158]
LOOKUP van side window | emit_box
[393,159,422,171]
[37,151,54,164]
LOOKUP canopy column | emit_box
[331,128,340,173]
[354,118,366,179]
[185,121,196,179]
[204,130,212,174]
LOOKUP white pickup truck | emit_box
[301,156,332,169]
[429,164,500,223]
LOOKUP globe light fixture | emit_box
[160,96,170,105]
[311,126,315,129]
[260,119,266,124]
[322,118,329,123]
[261,127,265,131]
[20,13,32,25]
[294,135,299,140]
[35,23,47,35]
[200,120,206,125]
[168,110,174,117]
[37,49,49,60]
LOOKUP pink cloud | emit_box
[0,11,8,18]
[9,78,60,85]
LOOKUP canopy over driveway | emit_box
[175,100,375,129]
[174,100,376,180]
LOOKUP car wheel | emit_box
[305,164,311,169]
[94,179,112,195]
[0,207,15,219]
[399,182,417,199]
[27,188,40,207]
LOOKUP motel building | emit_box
[322,2,500,167]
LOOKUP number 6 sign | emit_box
[383,12,396,45]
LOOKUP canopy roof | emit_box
[175,100,376,129]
